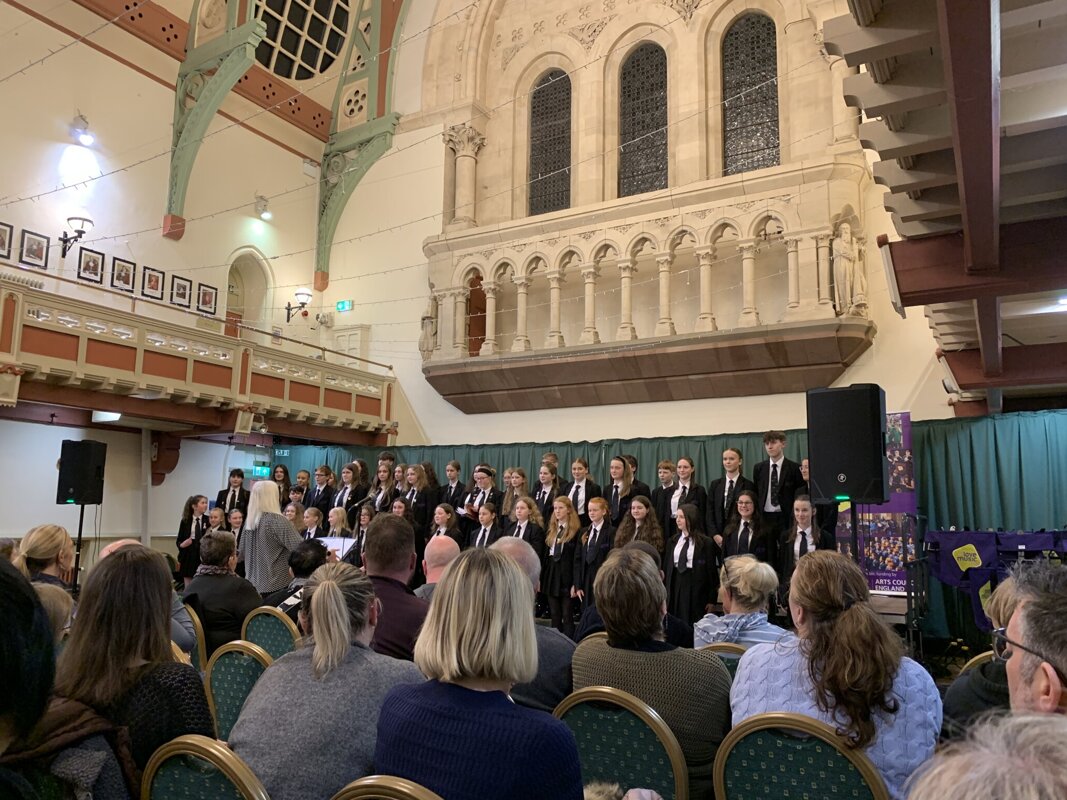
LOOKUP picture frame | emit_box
[196,282,217,315]
[110,257,136,293]
[19,230,49,270]
[141,266,164,300]
[77,247,105,284]
[0,222,12,260]
[170,275,192,308]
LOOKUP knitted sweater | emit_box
[229,643,424,800]
[374,680,583,800]
[572,637,732,800]
[692,611,791,648]
[940,658,1010,741]
[731,639,941,800]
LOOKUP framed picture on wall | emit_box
[111,257,136,293]
[19,230,49,269]
[196,283,217,315]
[141,266,164,300]
[77,247,105,284]
[0,222,12,260]
[170,275,192,308]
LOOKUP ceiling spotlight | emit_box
[60,214,95,257]
[255,195,272,221]
[71,114,94,146]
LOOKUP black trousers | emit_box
[547,593,574,638]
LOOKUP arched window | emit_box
[529,70,572,216]
[619,43,668,198]
[722,14,779,175]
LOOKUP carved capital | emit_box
[784,237,801,251]
[580,263,601,281]
[695,247,716,266]
[513,276,532,290]
[482,281,499,298]
[737,244,757,258]
[444,124,486,158]
[545,269,566,287]
[617,258,637,277]
[655,254,673,271]
[813,233,833,248]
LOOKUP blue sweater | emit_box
[374,680,583,800]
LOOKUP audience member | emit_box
[694,555,790,648]
[262,539,329,626]
[182,531,262,657]
[375,548,582,800]
[1001,560,1067,714]
[573,548,731,800]
[492,537,575,713]
[230,563,424,800]
[0,538,17,562]
[415,535,460,601]
[363,513,428,660]
[176,495,209,588]
[732,551,940,800]
[33,583,73,648]
[13,525,74,592]
[240,481,304,595]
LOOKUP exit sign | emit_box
[336,300,353,312]
[252,465,271,479]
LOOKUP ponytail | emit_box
[300,562,375,680]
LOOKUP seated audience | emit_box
[375,548,582,800]
[908,713,1067,800]
[0,538,17,562]
[33,583,73,649]
[1001,560,1067,714]
[241,480,304,595]
[732,551,940,800]
[363,513,428,660]
[491,537,575,713]
[230,563,424,800]
[54,546,214,770]
[415,535,460,601]
[182,531,262,656]
[262,539,329,626]
[13,525,74,592]
[573,547,730,800]
[693,555,790,648]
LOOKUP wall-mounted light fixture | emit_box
[71,114,94,146]
[285,288,313,322]
[255,195,272,221]
[59,215,94,257]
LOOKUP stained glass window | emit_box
[529,70,572,216]
[619,43,668,198]
[722,14,780,175]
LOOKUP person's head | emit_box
[608,456,627,482]
[0,539,16,562]
[423,535,461,585]
[314,465,332,486]
[629,495,651,523]
[587,496,608,525]
[393,463,406,484]
[376,462,391,484]
[377,451,396,469]
[13,524,74,580]
[473,465,494,489]
[0,560,54,753]
[247,479,281,527]
[793,495,813,531]
[594,548,666,646]
[228,508,244,532]
[355,460,370,485]
[735,489,757,521]
[509,467,526,490]
[284,503,303,527]
[341,462,358,486]
[513,496,536,524]
[299,563,378,679]
[358,504,375,530]
[541,451,559,469]
[328,507,349,531]
[722,447,742,475]
[303,507,323,531]
[763,430,786,459]
[182,494,208,522]
[719,555,779,613]
[208,507,226,530]
[800,457,809,482]
[392,496,412,518]
[985,577,1021,630]
[676,456,694,482]
[552,497,578,530]
[674,503,699,536]
[420,462,439,487]
[1004,562,1067,714]
[288,539,328,580]
[445,460,460,483]
[788,550,903,748]
[502,467,514,487]
[34,582,73,647]
[433,504,457,531]
[414,548,537,686]
[407,464,427,489]
[477,501,497,528]
[273,464,290,484]
[657,459,675,486]
[289,486,304,504]
[56,545,173,708]
[571,457,589,482]
[623,454,639,476]
[199,529,238,570]
[538,463,557,486]
[490,536,541,593]
[228,468,244,488]
[296,469,311,487]
[363,513,416,580]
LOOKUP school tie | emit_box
[676,535,690,573]
[799,529,809,556]
[724,479,733,511]
[227,489,237,512]
[514,524,524,539]
[586,527,599,563]
[770,463,780,507]
[570,482,580,508]
[476,490,486,509]
[610,485,620,518]
[477,527,488,548]
[680,485,688,503]
[740,522,751,553]
[407,488,416,501]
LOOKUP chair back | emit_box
[183,602,208,673]
[171,640,192,665]
[242,606,301,660]
[204,640,272,741]
[698,642,747,679]
[959,650,995,674]
[714,712,890,800]
[554,686,688,800]
[329,775,445,800]
[141,733,269,800]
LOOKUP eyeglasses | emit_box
[992,627,1067,684]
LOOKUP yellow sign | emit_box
[952,543,982,572]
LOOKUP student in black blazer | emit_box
[561,457,602,528]
[797,458,839,540]
[303,465,336,516]
[650,459,677,544]
[334,461,369,528]
[622,454,652,506]
[291,469,312,506]
[533,463,561,523]
[429,503,467,550]
[177,494,210,588]
[468,502,504,549]
[667,456,708,536]
[573,497,614,610]
[706,447,757,540]
[605,456,635,529]
[439,460,466,511]
[544,496,580,637]
[752,430,803,543]
[399,464,432,535]
[215,469,250,520]
[369,463,400,513]
[460,465,504,537]
[720,489,775,566]
[503,496,547,563]
[663,503,717,625]
[777,495,836,610]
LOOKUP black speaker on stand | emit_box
[806,385,889,565]
[56,439,107,596]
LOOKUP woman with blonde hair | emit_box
[613,495,664,554]
[693,555,789,647]
[14,524,74,592]
[545,496,580,637]
[240,479,304,595]
[327,506,351,537]
[732,551,940,799]
[230,563,423,800]
[374,548,582,800]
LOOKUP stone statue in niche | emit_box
[419,294,439,359]
[832,222,867,317]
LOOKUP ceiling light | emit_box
[71,114,94,146]
[255,195,272,221]
[60,214,95,257]
[286,288,313,323]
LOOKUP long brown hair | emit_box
[789,551,903,748]
[55,546,173,709]
[547,497,580,546]
[613,495,664,552]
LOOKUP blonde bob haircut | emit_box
[414,548,537,685]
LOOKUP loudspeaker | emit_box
[56,439,107,506]
[806,384,888,504]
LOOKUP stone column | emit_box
[452,289,470,352]
[511,276,532,352]
[478,281,499,356]
[786,238,800,310]
[737,243,761,328]
[616,258,638,341]
[814,233,833,307]
[432,289,451,357]
[444,124,486,227]
[831,58,860,142]
[694,247,717,332]
[654,254,677,337]
[579,263,601,344]
[545,271,566,348]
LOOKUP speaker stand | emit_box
[849,503,860,567]
[71,503,88,598]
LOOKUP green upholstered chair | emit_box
[553,686,688,800]
[698,642,747,679]
[183,602,209,674]
[329,775,445,800]
[242,606,300,661]
[141,734,269,800]
[204,641,272,741]
[713,713,890,800]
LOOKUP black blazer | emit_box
[428,526,466,550]
[176,513,210,579]
[467,521,503,549]
[721,517,775,567]
[650,482,677,544]
[631,479,652,503]
[339,485,371,528]
[371,485,400,513]
[459,486,504,535]
[543,534,577,597]
[778,526,836,586]
[573,523,614,602]
[503,519,547,562]
[604,486,634,528]
[662,532,717,624]
[560,480,602,527]
[215,487,250,516]
[532,484,560,523]
[668,483,708,536]
[753,458,803,527]
[304,484,336,516]
[706,474,756,538]
[439,482,466,511]
[400,488,432,533]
